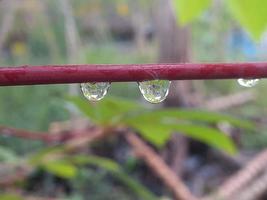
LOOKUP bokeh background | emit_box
[0,0,267,200]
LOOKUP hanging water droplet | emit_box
[81,82,110,101]
[237,79,259,88]
[138,80,171,104]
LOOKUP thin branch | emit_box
[59,0,81,61]
[63,127,106,151]
[0,126,58,142]
[125,131,198,200]
[204,90,256,111]
[233,169,267,200]
[0,62,267,86]
[204,149,267,200]
[59,0,81,97]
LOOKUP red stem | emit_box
[0,126,60,142]
[0,125,94,143]
[0,62,267,86]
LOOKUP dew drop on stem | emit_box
[138,80,171,104]
[237,79,259,88]
[81,82,110,101]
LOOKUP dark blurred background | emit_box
[1,0,267,200]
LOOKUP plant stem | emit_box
[0,62,267,86]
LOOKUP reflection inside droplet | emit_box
[237,79,259,88]
[138,80,171,104]
[81,82,110,101]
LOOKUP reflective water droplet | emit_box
[237,79,259,88]
[81,82,110,101]
[138,80,171,104]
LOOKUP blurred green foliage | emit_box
[4,96,249,200]
[68,96,254,154]
[28,147,158,200]
[174,0,267,40]
[173,0,211,25]
[227,0,267,40]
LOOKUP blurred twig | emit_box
[125,131,198,200]
[0,124,105,146]
[0,126,59,143]
[59,0,82,98]
[233,169,267,200]
[204,90,256,111]
[63,127,106,152]
[59,0,81,62]
[204,149,267,200]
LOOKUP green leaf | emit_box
[173,0,212,25]
[169,124,237,154]
[227,0,267,40]
[129,120,236,154]
[125,109,245,154]
[71,155,121,172]
[128,121,173,147]
[126,109,254,130]
[43,160,78,179]
[29,147,77,179]
[67,96,145,124]
[29,146,64,165]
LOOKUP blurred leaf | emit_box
[126,109,254,130]
[67,96,145,124]
[173,0,267,40]
[0,194,23,200]
[227,0,267,40]
[71,155,121,172]
[129,120,236,154]
[169,124,236,154]
[68,96,249,154]
[43,160,78,179]
[29,147,77,179]
[125,109,247,154]
[173,0,211,25]
[127,121,173,147]
[70,155,157,200]
[29,146,64,165]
